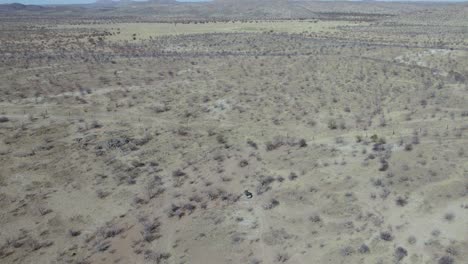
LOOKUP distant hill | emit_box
[0,3,44,11]
[0,0,466,26]
[95,0,177,3]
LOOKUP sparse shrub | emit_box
[131,160,145,168]
[231,233,245,244]
[309,214,321,223]
[380,231,393,241]
[134,134,152,146]
[144,250,171,263]
[372,137,386,152]
[256,176,275,195]
[150,103,170,113]
[207,129,216,136]
[216,134,227,144]
[395,196,408,207]
[146,176,165,199]
[172,169,187,186]
[358,244,370,254]
[379,159,389,171]
[247,139,258,149]
[96,241,111,252]
[239,159,249,167]
[380,188,391,199]
[172,169,186,178]
[356,135,363,143]
[444,213,455,222]
[99,223,124,239]
[141,219,161,242]
[340,246,354,256]
[288,172,298,181]
[0,116,9,123]
[249,258,261,264]
[438,256,454,264]
[263,199,279,210]
[445,246,458,256]
[372,178,383,187]
[307,119,317,127]
[276,253,289,263]
[90,120,102,129]
[299,138,307,147]
[38,207,53,216]
[168,204,185,218]
[183,203,196,214]
[404,144,413,151]
[395,247,408,261]
[335,137,344,144]
[96,190,110,199]
[176,127,189,136]
[420,99,427,107]
[378,137,386,144]
[266,140,282,151]
[69,230,81,237]
[213,153,225,162]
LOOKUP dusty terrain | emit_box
[0,1,467,264]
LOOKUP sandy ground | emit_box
[0,3,467,264]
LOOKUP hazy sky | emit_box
[0,0,201,4]
[0,0,211,4]
[0,0,95,4]
[0,0,465,5]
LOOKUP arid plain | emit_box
[0,1,467,264]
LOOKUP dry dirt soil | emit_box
[0,1,467,264]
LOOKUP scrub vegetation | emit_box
[0,0,467,263]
